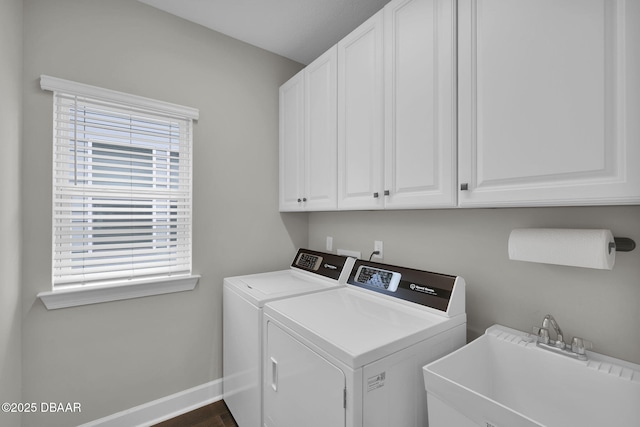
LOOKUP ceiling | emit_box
[138,0,390,65]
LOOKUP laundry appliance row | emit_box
[223,248,466,427]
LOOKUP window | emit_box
[39,76,199,307]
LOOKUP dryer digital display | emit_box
[354,266,401,292]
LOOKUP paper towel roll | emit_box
[508,228,615,270]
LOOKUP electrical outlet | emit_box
[373,240,383,259]
[326,236,333,251]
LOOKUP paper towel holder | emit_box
[609,237,636,254]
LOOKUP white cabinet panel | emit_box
[458,0,640,206]
[305,46,338,211]
[384,0,457,209]
[279,47,338,211]
[264,321,346,427]
[337,11,385,210]
[279,70,305,211]
[337,0,456,211]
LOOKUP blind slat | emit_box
[54,253,191,269]
[54,247,191,261]
[54,189,190,200]
[54,234,191,245]
[53,260,192,275]
[54,224,190,234]
[53,264,192,284]
[53,266,192,286]
[54,151,189,165]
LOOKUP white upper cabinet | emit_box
[280,47,338,211]
[282,0,639,211]
[458,0,640,207]
[305,46,338,211]
[384,0,457,209]
[337,11,385,210]
[279,70,305,211]
[337,0,456,211]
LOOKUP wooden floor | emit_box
[152,400,238,427]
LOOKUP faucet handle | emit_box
[533,326,550,344]
[571,337,593,355]
[554,333,566,349]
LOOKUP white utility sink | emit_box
[423,325,640,427]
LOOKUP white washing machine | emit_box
[223,249,355,427]
[262,258,466,427]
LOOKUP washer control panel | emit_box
[290,248,355,283]
[294,252,323,271]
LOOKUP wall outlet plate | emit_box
[326,236,333,251]
[373,240,383,259]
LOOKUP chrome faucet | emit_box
[539,314,565,348]
[533,314,591,361]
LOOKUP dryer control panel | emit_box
[348,259,465,316]
[353,265,401,292]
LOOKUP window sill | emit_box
[37,275,200,310]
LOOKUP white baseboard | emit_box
[78,379,223,427]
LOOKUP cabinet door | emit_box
[458,0,640,207]
[384,0,457,209]
[305,46,338,211]
[337,11,385,210]
[264,321,346,427]
[279,70,305,211]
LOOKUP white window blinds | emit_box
[41,76,199,288]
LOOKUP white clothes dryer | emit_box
[263,258,466,427]
[223,249,355,427]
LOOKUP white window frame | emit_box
[38,75,200,309]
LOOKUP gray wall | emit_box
[0,0,23,426]
[309,206,640,364]
[21,0,305,425]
